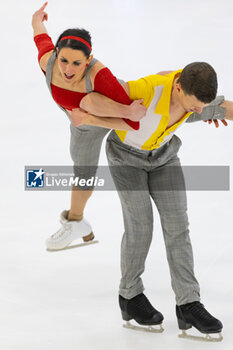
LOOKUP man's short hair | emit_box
[177,62,217,103]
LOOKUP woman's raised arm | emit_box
[32,2,55,71]
[32,2,48,37]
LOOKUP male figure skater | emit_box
[70,62,233,341]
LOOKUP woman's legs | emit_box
[68,187,93,221]
[69,123,109,220]
[68,187,94,241]
[46,124,109,250]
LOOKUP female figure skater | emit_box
[32,2,146,250]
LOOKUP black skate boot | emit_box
[119,293,164,333]
[176,301,223,342]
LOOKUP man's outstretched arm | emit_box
[221,100,233,120]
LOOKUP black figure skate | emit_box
[119,293,164,333]
[176,301,223,342]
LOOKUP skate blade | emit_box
[178,330,223,342]
[46,240,99,252]
[123,321,164,333]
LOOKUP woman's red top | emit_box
[34,33,139,129]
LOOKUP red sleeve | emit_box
[93,67,139,130]
[34,33,55,63]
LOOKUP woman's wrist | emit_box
[32,22,48,37]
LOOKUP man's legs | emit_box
[119,187,153,298]
[148,146,222,339]
[106,133,164,327]
[148,154,200,305]
[106,159,153,298]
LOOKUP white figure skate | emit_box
[46,210,98,251]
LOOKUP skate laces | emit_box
[186,302,215,321]
[132,294,155,314]
[51,222,72,240]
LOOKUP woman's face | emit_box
[57,47,92,84]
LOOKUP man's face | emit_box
[177,84,209,114]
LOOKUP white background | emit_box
[0,0,233,349]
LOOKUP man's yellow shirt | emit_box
[115,70,192,151]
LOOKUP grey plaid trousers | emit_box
[106,132,200,305]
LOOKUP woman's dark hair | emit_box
[54,28,92,58]
[177,62,217,103]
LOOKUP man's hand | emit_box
[127,99,147,121]
[204,119,228,128]
[70,108,89,127]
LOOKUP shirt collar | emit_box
[154,69,182,117]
